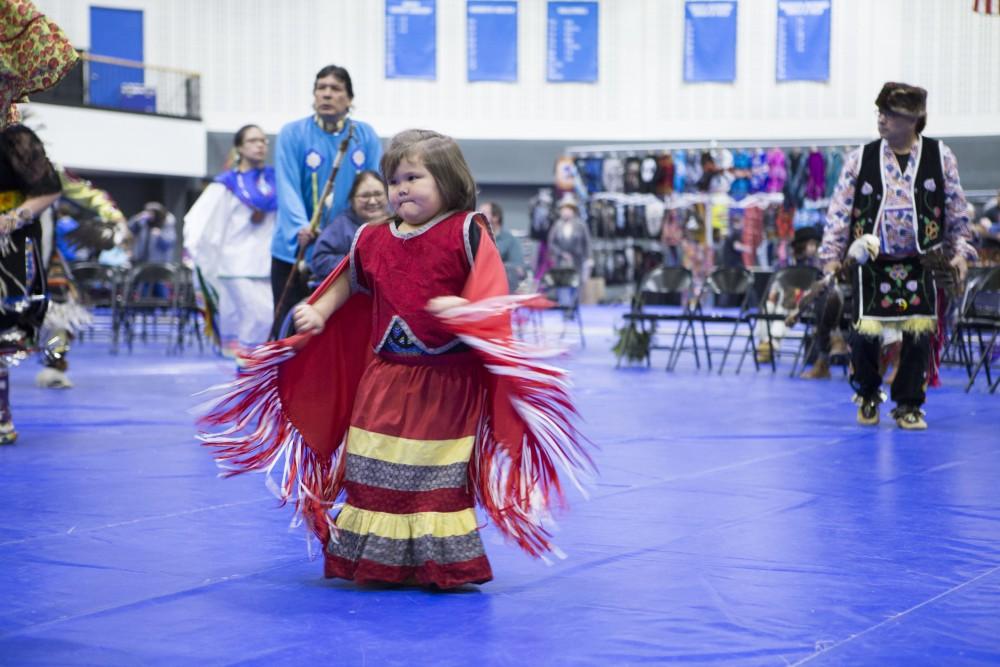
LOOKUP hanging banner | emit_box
[684,1,737,83]
[468,1,518,82]
[546,1,598,83]
[385,0,436,80]
[776,1,831,81]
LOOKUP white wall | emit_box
[25,103,206,177]
[33,0,1000,142]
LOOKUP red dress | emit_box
[199,211,593,588]
[326,211,493,586]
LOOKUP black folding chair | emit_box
[953,266,1000,393]
[120,262,180,353]
[174,265,206,354]
[740,265,821,372]
[540,266,585,348]
[618,266,693,368]
[675,267,758,374]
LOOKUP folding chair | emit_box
[674,267,757,374]
[953,266,1000,393]
[120,262,180,352]
[740,265,821,372]
[540,266,585,347]
[617,266,693,368]
[174,265,206,353]
[69,261,124,350]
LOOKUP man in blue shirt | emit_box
[270,65,382,335]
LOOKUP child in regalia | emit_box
[200,129,593,588]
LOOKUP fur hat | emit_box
[556,193,580,213]
[875,82,927,118]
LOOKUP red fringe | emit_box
[439,294,596,558]
[196,339,345,546]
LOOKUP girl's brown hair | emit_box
[381,129,477,214]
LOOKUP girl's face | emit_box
[388,156,444,226]
[351,175,388,222]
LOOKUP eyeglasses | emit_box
[355,191,386,201]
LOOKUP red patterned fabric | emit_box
[741,206,765,268]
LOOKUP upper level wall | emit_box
[34,0,1000,142]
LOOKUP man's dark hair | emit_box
[314,65,354,99]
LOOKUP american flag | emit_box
[973,0,999,13]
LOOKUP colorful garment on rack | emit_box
[806,150,826,200]
[741,206,765,268]
[765,148,787,193]
[655,153,674,196]
[750,149,768,193]
[729,150,753,200]
[825,149,844,199]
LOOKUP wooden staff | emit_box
[269,123,355,340]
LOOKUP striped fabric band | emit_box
[346,426,474,467]
[336,505,478,540]
[329,529,486,568]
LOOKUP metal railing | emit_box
[31,51,201,120]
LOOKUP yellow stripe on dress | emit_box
[336,505,479,540]
[346,426,474,467]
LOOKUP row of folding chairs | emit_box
[69,261,207,354]
[621,263,1000,392]
[618,265,822,375]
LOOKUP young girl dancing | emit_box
[200,129,593,588]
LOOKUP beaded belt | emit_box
[0,190,25,214]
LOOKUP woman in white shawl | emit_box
[185,125,276,355]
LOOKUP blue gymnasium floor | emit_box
[1,306,999,666]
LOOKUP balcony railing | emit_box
[30,51,201,120]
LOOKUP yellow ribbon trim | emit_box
[346,426,474,467]
[0,190,25,213]
[336,505,478,540]
[856,317,937,336]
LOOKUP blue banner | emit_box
[468,1,518,82]
[776,1,831,81]
[385,0,436,80]
[546,2,598,83]
[684,1,737,83]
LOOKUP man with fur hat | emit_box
[818,82,976,429]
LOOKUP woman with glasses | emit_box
[309,171,387,281]
[184,124,276,356]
